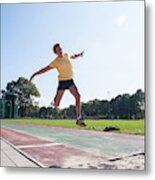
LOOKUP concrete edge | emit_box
[1,137,45,168]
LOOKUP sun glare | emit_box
[117,15,126,26]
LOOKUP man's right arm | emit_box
[29,65,53,82]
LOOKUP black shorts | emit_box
[57,79,75,90]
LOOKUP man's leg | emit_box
[69,84,81,118]
[54,89,65,107]
[69,84,86,127]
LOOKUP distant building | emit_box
[0,92,19,118]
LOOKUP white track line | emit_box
[1,137,45,168]
[17,143,62,149]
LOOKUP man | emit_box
[30,43,86,127]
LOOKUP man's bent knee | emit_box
[76,93,81,103]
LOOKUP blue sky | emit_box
[1,1,144,108]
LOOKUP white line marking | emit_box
[17,143,62,149]
[1,137,45,168]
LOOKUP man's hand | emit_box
[71,50,84,59]
[80,50,84,57]
[29,73,36,82]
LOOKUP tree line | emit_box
[1,77,145,120]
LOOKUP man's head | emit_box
[53,43,63,56]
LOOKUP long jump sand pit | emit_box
[1,121,144,170]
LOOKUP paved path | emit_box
[1,139,38,167]
[1,121,145,170]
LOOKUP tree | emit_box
[129,89,145,119]
[28,104,40,118]
[39,106,47,118]
[6,77,40,117]
[46,107,53,118]
[66,105,76,118]
[109,90,145,119]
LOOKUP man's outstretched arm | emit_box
[70,51,84,59]
[29,65,53,82]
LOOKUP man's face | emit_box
[56,46,63,56]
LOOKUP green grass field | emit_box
[1,119,144,135]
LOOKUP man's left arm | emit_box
[70,51,84,59]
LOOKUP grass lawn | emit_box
[1,119,144,135]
